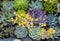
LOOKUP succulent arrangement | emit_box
[0,0,60,41]
[13,0,29,10]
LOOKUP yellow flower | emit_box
[43,23,47,26]
[48,28,56,34]
[40,28,46,35]
[35,18,38,21]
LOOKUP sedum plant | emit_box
[11,12,34,28]
[29,0,43,10]
[15,26,27,38]
[13,0,29,10]
[47,14,57,27]
[28,9,48,26]
[44,0,57,13]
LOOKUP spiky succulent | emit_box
[29,0,43,10]
[58,16,60,24]
[13,0,29,10]
[28,9,48,24]
[15,26,27,38]
[44,0,57,13]
[47,14,57,27]
[29,26,40,40]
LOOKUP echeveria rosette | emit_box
[29,0,43,10]
[44,0,57,13]
[3,1,13,11]
[47,14,57,27]
[28,9,48,25]
[15,26,27,38]
[29,26,40,40]
[13,0,29,10]
[58,16,60,24]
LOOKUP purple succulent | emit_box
[28,9,48,24]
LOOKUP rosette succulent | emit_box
[47,14,57,27]
[15,26,27,38]
[29,0,43,10]
[13,0,29,10]
[29,26,40,40]
[51,27,60,40]
[28,9,48,25]
[0,1,14,26]
[44,0,57,13]
[58,16,60,24]
[3,1,13,11]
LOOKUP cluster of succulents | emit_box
[11,11,34,28]
[0,0,60,41]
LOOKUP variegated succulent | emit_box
[29,0,43,10]
[15,26,27,38]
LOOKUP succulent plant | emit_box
[52,27,60,40]
[28,9,48,24]
[11,12,34,28]
[0,1,14,26]
[44,0,57,13]
[3,1,13,11]
[29,0,43,10]
[13,0,29,10]
[15,26,27,38]
[16,10,26,15]
[29,26,40,40]
[58,16,60,24]
[47,14,57,27]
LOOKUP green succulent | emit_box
[15,26,27,38]
[13,0,29,10]
[16,10,26,14]
[44,0,57,13]
[29,26,41,40]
